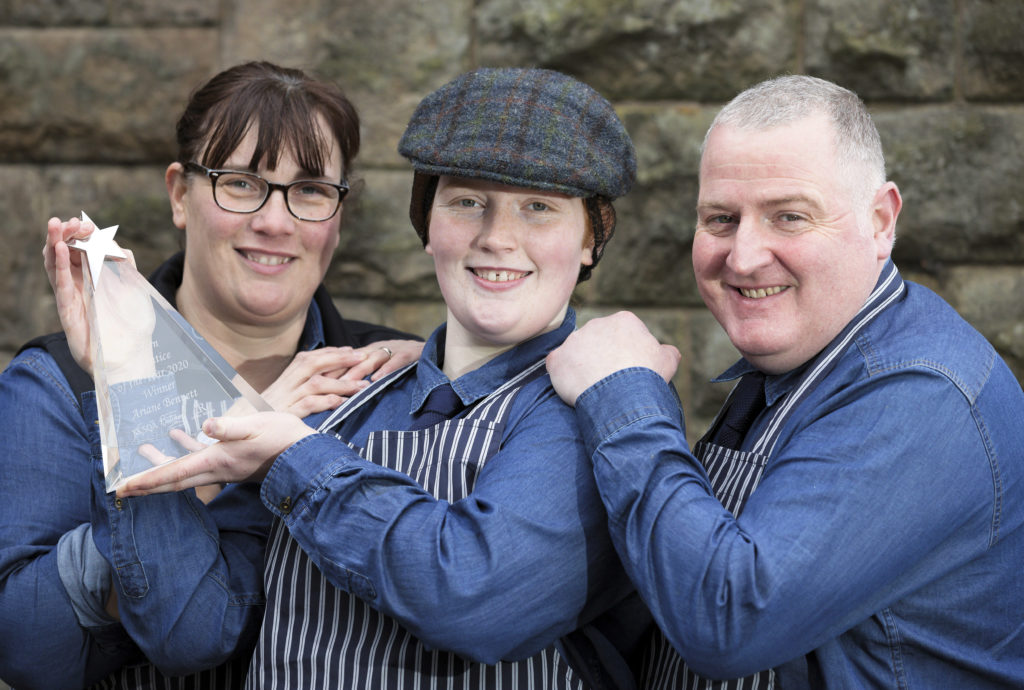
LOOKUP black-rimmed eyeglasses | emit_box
[184,162,349,222]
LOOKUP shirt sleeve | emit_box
[89,413,271,676]
[574,366,996,679]
[260,377,633,664]
[0,350,137,688]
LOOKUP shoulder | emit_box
[0,343,86,429]
[4,340,74,396]
[856,280,1012,403]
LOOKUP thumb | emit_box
[202,415,254,442]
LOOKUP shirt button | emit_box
[114,497,124,510]
[279,496,292,514]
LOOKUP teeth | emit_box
[739,286,787,299]
[245,251,292,266]
[474,269,526,282]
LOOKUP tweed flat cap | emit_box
[398,67,636,200]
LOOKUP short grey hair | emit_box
[703,74,886,199]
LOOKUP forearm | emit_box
[92,472,268,674]
[0,352,137,686]
[577,368,994,677]
[0,546,134,688]
[263,409,616,662]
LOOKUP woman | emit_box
[0,61,421,689]
[54,67,649,689]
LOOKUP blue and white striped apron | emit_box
[246,359,585,689]
[642,263,906,690]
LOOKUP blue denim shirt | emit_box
[0,252,412,688]
[574,273,1024,688]
[258,309,645,682]
[0,318,321,687]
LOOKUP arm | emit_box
[0,350,135,688]
[119,378,632,663]
[575,366,995,678]
[90,439,270,674]
[268,379,630,662]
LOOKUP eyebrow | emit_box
[763,195,822,208]
[697,195,823,211]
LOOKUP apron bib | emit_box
[642,264,906,689]
[247,360,585,690]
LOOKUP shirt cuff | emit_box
[574,367,684,454]
[261,432,360,521]
[56,522,117,630]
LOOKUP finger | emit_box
[369,341,424,381]
[370,351,412,380]
[282,385,368,418]
[200,415,258,443]
[340,347,390,382]
[169,428,210,453]
[138,443,176,467]
[118,451,220,496]
[657,345,683,382]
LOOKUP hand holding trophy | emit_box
[45,212,272,492]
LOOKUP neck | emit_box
[176,286,305,394]
[441,337,515,380]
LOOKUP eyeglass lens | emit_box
[213,172,342,221]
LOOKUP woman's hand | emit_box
[349,339,424,382]
[43,216,94,372]
[124,412,315,496]
[261,339,423,417]
[43,216,153,383]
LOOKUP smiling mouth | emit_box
[242,250,293,267]
[738,286,788,299]
[472,268,529,282]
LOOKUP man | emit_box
[546,74,1024,688]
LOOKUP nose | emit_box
[474,203,519,252]
[725,216,773,275]
[251,188,296,235]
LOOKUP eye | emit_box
[528,201,550,212]
[224,176,255,191]
[293,182,333,198]
[778,212,804,222]
[702,213,737,230]
[457,198,482,208]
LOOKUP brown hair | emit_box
[175,61,360,180]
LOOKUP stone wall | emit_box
[1,0,1022,447]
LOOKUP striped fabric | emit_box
[642,263,906,689]
[247,361,586,689]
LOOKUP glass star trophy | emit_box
[69,212,272,492]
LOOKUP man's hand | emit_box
[546,311,681,406]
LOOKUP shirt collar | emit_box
[299,299,326,351]
[411,308,577,414]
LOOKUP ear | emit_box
[166,163,189,230]
[423,210,434,255]
[870,181,901,260]
[580,230,595,266]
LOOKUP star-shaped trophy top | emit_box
[67,211,128,289]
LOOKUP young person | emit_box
[2,61,421,689]
[65,67,651,689]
